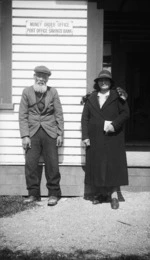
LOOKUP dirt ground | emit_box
[0,191,150,259]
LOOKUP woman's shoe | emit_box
[92,194,106,205]
[111,198,119,209]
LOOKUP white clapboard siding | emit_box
[12,18,87,27]
[12,71,86,79]
[0,122,19,130]
[12,79,86,88]
[13,27,87,36]
[0,113,82,123]
[1,150,150,167]
[0,147,24,154]
[63,139,84,147]
[0,130,20,138]
[12,96,82,105]
[0,0,87,165]
[60,97,82,105]
[12,87,86,97]
[0,146,85,155]
[12,62,87,71]
[64,131,82,138]
[0,110,82,122]
[12,45,87,53]
[0,121,82,130]
[0,155,85,165]
[12,53,87,62]
[62,106,83,113]
[0,113,19,121]
[0,129,82,139]
[12,1,87,9]
[13,104,83,113]
[12,10,87,18]
[0,138,84,147]
[0,138,22,146]
[13,36,87,45]
[64,114,82,122]
[64,122,81,130]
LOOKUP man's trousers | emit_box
[25,128,61,197]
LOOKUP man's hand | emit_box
[83,139,90,146]
[116,87,128,100]
[22,136,31,151]
[57,136,63,147]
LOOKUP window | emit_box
[0,0,12,109]
[103,42,111,71]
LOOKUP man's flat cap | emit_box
[34,65,51,76]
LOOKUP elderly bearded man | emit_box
[19,66,64,206]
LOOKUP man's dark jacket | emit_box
[19,86,64,138]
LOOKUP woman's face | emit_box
[98,78,111,92]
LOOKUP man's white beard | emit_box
[33,83,47,93]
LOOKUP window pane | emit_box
[103,42,112,71]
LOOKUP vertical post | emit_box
[87,2,103,93]
[1,0,12,104]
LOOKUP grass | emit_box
[0,248,150,260]
[0,196,38,218]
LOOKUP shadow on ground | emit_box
[0,248,150,260]
[0,196,39,218]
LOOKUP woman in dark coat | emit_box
[81,69,130,209]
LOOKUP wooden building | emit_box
[0,0,150,196]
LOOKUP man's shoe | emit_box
[47,196,59,206]
[111,198,119,210]
[23,195,41,204]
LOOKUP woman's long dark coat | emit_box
[81,89,130,187]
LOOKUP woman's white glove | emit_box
[83,139,90,146]
[105,123,115,134]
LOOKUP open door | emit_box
[126,52,150,144]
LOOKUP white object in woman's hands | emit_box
[83,139,90,146]
[104,121,115,133]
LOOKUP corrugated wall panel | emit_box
[0,0,87,165]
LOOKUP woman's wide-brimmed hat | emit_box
[94,69,112,83]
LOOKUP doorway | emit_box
[126,52,150,143]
